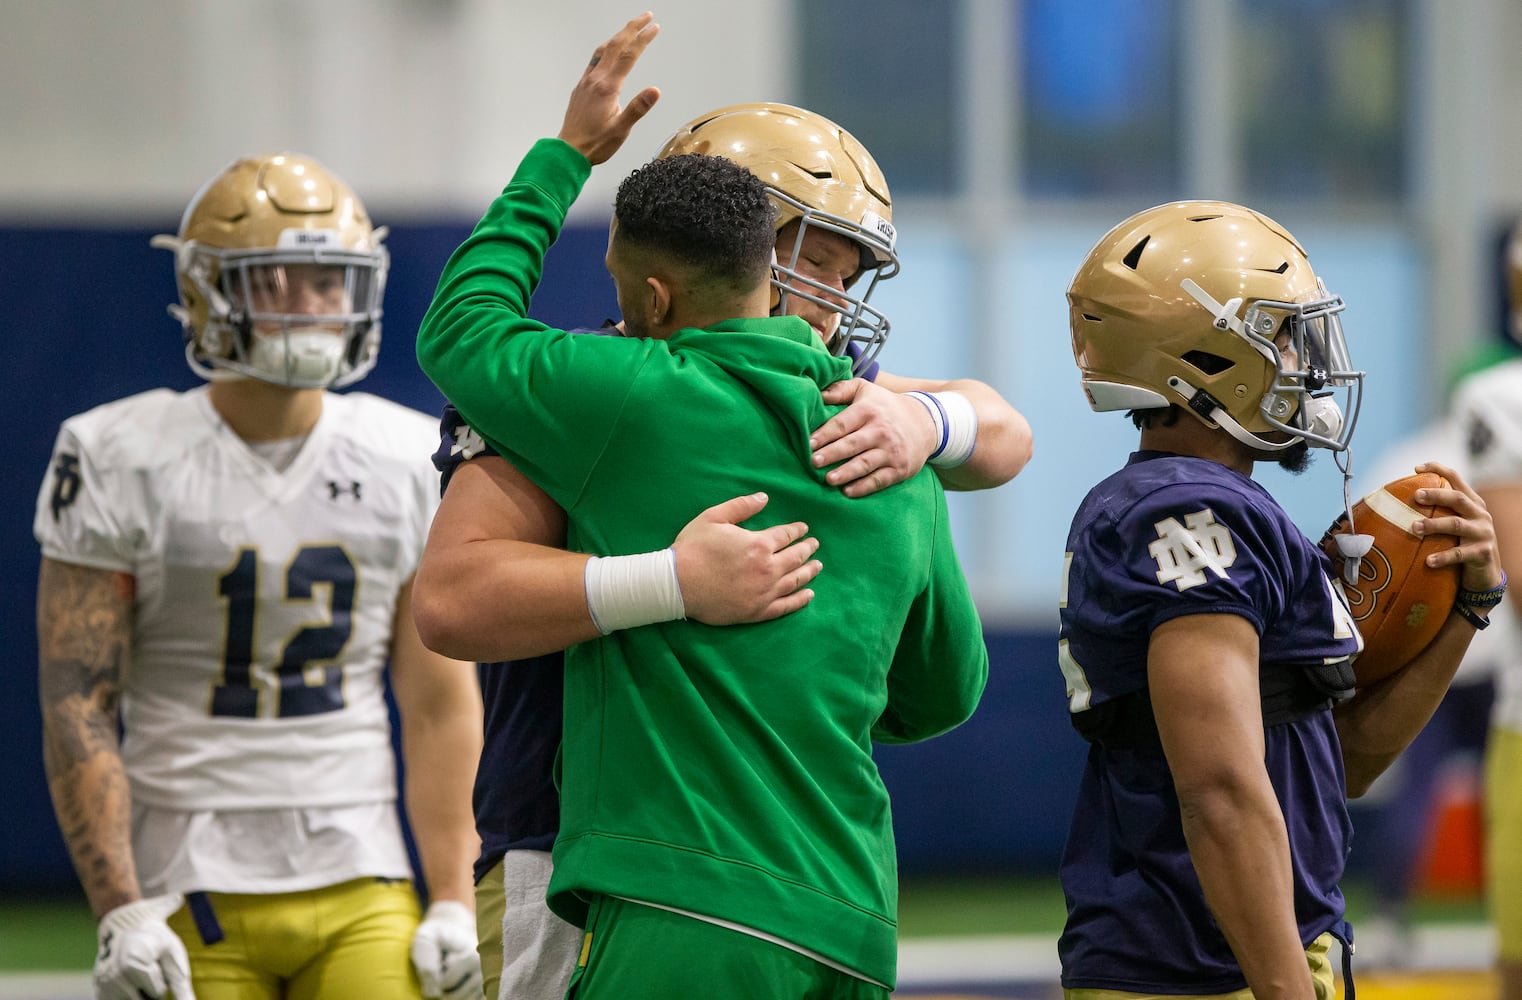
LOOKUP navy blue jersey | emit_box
[435,332,878,882]
[434,402,565,878]
[1057,451,1361,992]
[433,322,621,878]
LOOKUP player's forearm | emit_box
[1335,611,1475,796]
[393,659,482,907]
[873,372,1032,491]
[43,729,140,919]
[413,540,601,661]
[1178,783,1317,999]
[929,379,1032,491]
[37,560,141,918]
[402,725,480,907]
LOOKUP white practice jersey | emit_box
[35,386,440,813]
[1452,358,1522,731]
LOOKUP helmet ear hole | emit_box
[1181,350,1235,376]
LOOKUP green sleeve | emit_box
[415,137,645,506]
[872,496,989,744]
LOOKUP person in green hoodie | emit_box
[412,13,989,999]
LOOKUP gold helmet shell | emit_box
[1068,200,1363,452]
[657,103,897,372]
[153,152,388,388]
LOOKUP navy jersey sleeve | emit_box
[432,323,621,496]
[843,340,880,383]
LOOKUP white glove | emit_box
[93,894,195,1000]
[411,900,483,1000]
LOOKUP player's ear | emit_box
[646,275,672,327]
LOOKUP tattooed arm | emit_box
[37,556,142,918]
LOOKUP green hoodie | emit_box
[416,137,988,987]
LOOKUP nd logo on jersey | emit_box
[1148,508,1238,591]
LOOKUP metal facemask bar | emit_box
[767,188,899,376]
[1244,295,1364,453]
[1177,279,1365,453]
[166,239,387,389]
[1179,278,1375,581]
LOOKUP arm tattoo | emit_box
[36,558,140,916]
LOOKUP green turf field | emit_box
[0,876,1489,972]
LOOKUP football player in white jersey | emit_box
[35,153,485,1000]
[1454,219,1522,1000]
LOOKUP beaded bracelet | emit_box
[1457,569,1508,610]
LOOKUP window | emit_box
[798,0,957,194]
[1020,0,1181,198]
[1234,0,1409,200]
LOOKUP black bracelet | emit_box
[1457,569,1508,610]
[1453,600,1491,631]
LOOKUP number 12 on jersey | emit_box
[211,545,357,719]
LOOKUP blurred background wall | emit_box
[4,0,1518,894]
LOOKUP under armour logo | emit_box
[1147,508,1237,591]
[327,480,363,501]
[451,423,487,460]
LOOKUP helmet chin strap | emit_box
[1166,375,1373,585]
[1177,280,1373,582]
[1165,375,1297,452]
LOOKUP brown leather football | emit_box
[1321,472,1461,685]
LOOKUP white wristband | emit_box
[583,549,687,634]
[906,390,978,468]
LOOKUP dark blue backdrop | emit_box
[0,218,1081,896]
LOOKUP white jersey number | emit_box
[211,545,356,719]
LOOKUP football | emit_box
[1320,472,1461,685]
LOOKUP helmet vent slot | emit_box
[1181,350,1233,375]
[1122,236,1150,271]
[1187,214,1224,222]
[1256,261,1291,274]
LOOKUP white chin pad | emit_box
[249,329,345,385]
[1302,396,1344,441]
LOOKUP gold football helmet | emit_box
[657,103,898,373]
[1068,200,1363,452]
[152,153,388,388]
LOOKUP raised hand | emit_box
[558,11,662,165]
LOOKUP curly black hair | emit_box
[1128,405,1183,430]
[613,153,778,293]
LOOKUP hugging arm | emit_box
[814,373,1033,497]
[411,456,822,663]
